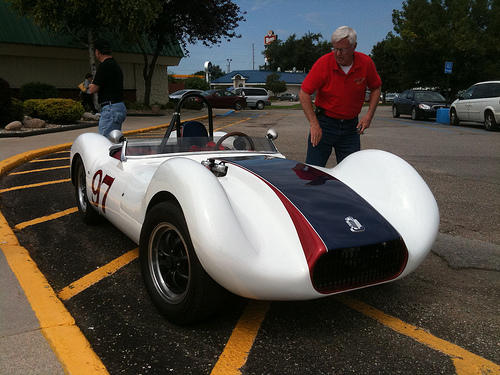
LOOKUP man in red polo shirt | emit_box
[300,26,381,167]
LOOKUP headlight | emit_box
[418,104,431,110]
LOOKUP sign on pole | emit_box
[444,61,453,74]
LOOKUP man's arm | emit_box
[299,89,322,147]
[88,83,99,94]
[357,86,381,134]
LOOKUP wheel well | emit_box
[146,191,180,214]
[70,154,81,185]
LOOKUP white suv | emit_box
[450,81,500,131]
[233,87,270,110]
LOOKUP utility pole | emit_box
[226,58,232,73]
[252,44,255,70]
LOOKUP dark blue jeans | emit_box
[306,115,360,167]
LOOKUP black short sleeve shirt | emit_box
[93,58,124,103]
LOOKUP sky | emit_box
[171,0,405,75]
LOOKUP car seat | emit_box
[181,121,209,149]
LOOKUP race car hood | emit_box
[222,156,403,268]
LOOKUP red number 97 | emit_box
[91,170,115,213]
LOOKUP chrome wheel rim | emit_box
[77,164,87,211]
[149,223,190,303]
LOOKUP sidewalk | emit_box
[0,115,172,375]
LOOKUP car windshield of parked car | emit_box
[121,135,278,158]
[415,91,445,101]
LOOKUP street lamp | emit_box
[226,58,232,73]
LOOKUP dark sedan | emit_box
[200,90,247,110]
[392,89,447,120]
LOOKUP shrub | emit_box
[20,82,58,100]
[24,98,84,124]
[10,98,24,122]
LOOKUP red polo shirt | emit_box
[301,51,381,119]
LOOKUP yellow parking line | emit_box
[0,210,109,374]
[58,248,139,301]
[9,165,69,176]
[0,178,71,193]
[336,295,500,375]
[210,301,270,375]
[30,157,70,162]
[14,207,78,230]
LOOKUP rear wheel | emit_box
[73,157,100,224]
[234,102,243,111]
[139,201,227,325]
[256,101,265,110]
[392,105,400,118]
[484,110,498,131]
[450,108,460,126]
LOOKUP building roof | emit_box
[212,70,307,85]
[0,0,183,57]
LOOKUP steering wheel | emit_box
[215,131,255,151]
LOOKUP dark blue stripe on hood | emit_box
[224,156,401,250]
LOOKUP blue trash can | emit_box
[436,108,450,124]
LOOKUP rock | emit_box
[82,112,100,121]
[24,117,47,128]
[5,121,23,130]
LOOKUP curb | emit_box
[0,122,97,138]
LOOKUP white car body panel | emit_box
[71,130,439,301]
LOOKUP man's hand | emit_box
[357,114,372,134]
[310,123,322,146]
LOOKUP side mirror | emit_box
[108,130,124,143]
[266,128,278,140]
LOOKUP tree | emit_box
[129,1,245,104]
[7,0,245,105]
[263,32,331,72]
[184,77,209,91]
[265,73,287,96]
[372,0,500,96]
[194,64,225,81]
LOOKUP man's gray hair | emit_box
[331,26,357,46]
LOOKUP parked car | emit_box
[200,89,246,110]
[392,89,447,120]
[233,87,270,109]
[168,89,203,102]
[450,81,500,131]
[278,92,299,101]
[70,94,439,324]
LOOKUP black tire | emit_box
[484,110,498,131]
[234,102,243,111]
[450,108,460,126]
[139,201,227,325]
[392,105,400,118]
[411,107,419,120]
[256,101,265,110]
[73,157,100,224]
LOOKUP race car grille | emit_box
[311,239,408,293]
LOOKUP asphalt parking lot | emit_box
[0,106,499,374]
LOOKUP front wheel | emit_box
[256,101,265,110]
[139,201,227,325]
[73,157,100,224]
[392,105,400,118]
[484,111,498,131]
[450,108,460,126]
[411,107,419,120]
[234,102,243,111]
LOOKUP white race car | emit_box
[70,94,439,324]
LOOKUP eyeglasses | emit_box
[332,46,353,54]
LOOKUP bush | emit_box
[10,98,24,122]
[20,82,58,100]
[24,98,84,124]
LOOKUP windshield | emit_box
[122,135,278,158]
[415,91,446,101]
